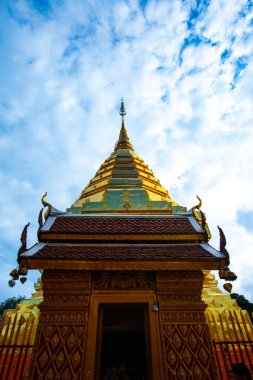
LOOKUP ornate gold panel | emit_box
[28,270,91,380]
[156,271,217,380]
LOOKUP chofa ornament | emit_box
[192,196,209,242]
[41,192,52,221]
[217,226,237,286]
[8,222,30,287]
[18,222,30,257]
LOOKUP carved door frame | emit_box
[85,293,163,380]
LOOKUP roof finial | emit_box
[119,98,126,118]
[114,98,133,151]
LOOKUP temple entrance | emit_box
[96,304,151,380]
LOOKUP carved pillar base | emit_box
[156,271,217,380]
[28,270,91,380]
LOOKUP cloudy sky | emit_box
[1,0,253,302]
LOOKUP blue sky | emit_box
[1,0,253,301]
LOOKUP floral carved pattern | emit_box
[31,317,89,379]
[29,270,91,380]
[93,271,155,290]
[160,323,216,380]
[156,271,217,380]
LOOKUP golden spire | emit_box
[68,98,186,214]
[114,99,134,151]
[119,98,126,118]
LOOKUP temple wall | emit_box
[23,270,252,380]
[3,271,252,349]
[156,270,217,380]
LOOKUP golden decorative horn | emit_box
[194,195,202,210]
[41,192,52,221]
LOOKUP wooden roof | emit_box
[20,242,224,270]
[19,212,225,271]
[38,213,205,242]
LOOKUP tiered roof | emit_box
[19,101,226,271]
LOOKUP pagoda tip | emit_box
[119,98,126,117]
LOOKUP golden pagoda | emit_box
[1,100,253,379]
[68,105,185,215]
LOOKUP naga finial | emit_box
[199,209,208,242]
[11,222,30,286]
[38,208,44,228]
[193,195,202,210]
[218,226,237,283]
[217,225,229,266]
[18,222,30,257]
[37,207,44,238]
[41,192,52,221]
[192,196,210,242]
[119,98,126,118]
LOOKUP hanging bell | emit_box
[18,267,28,276]
[20,277,27,284]
[8,279,16,287]
[10,268,18,277]
[223,283,232,293]
[219,268,237,281]
[226,270,237,282]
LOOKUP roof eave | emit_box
[19,257,226,271]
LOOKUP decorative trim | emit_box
[160,311,206,324]
[20,259,224,271]
[93,271,155,290]
[39,232,203,241]
[40,311,88,324]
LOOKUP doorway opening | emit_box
[96,303,151,380]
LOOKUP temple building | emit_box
[1,101,253,379]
